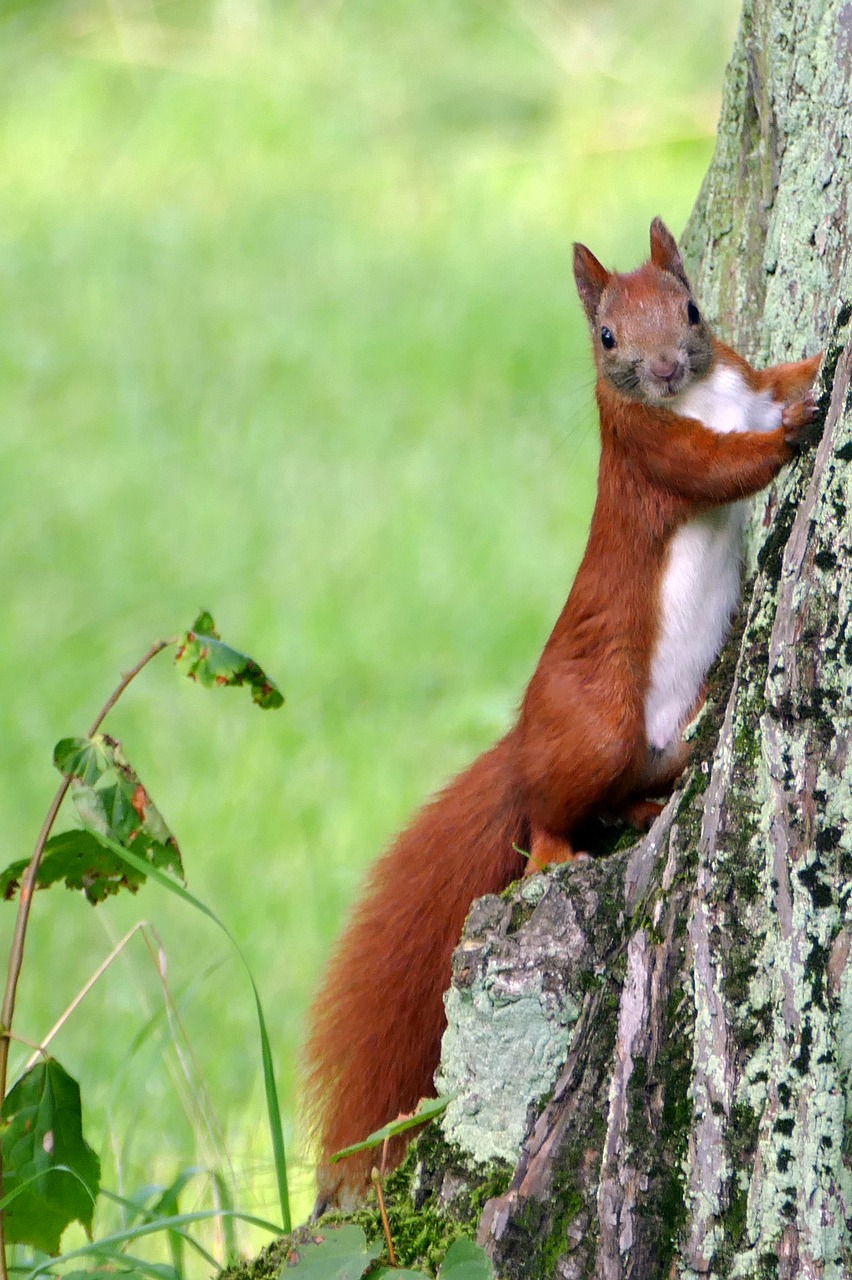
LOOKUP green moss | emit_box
[513,1197,572,1280]
[280,1127,510,1277]
[405,1121,512,1224]
[468,1167,513,1220]
[221,1232,297,1280]
[715,1102,760,1276]
[678,763,710,813]
[726,1181,748,1251]
[626,1054,650,1152]
[653,1003,693,1272]
[758,1252,780,1279]
[507,895,537,933]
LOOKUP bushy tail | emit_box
[303,733,525,1203]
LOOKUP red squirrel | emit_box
[304,218,821,1203]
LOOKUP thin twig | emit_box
[86,638,176,737]
[0,636,176,1277]
[5,1032,46,1058]
[23,923,150,1071]
[371,1167,396,1267]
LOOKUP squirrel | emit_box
[304,217,821,1204]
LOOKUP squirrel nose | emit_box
[650,356,680,381]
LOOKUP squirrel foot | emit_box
[782,391,821,449]
[525,826,589,876]
[620,798,665,830]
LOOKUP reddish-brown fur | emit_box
[304,220,821,1203]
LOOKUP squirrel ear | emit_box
[573,243,610,324]
[649,217,691,289]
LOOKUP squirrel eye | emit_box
[687,300,701,325]
[600,326,616,349]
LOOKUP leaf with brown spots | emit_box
[175,611,284,709]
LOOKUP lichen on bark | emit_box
[437,858,625,1167]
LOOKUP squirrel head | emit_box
[573,218,714,407]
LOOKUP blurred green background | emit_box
[0,0,738,1263]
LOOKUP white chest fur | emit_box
[644,362,783,753]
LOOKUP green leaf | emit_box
[175,612,284,709]
[330,1095,450,1162]
[190,608,216,636]
[1,831,147,904]
[35,734,183,902]
[0,854,27,898]
[55,735,179,852]
[280,1225,382,1279]
[0,1059,100,1253]
[439,1238,494,1280]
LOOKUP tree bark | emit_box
[437,1,852,1276]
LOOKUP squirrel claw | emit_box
[782,391,821,449]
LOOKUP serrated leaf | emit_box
[55,735,178,849]
[0,830,147,904]
[281,1225,382,1279]
[46,734,182,902]
[175,614,284,709]
[0,854,28,899]
[439,1238,494,1280]
[331,1095,450,1162]
[0,1059,100,1253]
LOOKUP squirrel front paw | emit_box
[782,391,821,450]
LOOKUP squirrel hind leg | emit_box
[525,825,590,876]
[620,797,665,830]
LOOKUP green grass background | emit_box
[0,0,737,1263]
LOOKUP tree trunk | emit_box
[438,1,852,1276]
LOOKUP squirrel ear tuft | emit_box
[649,217,691,289]
[573,243,610,325]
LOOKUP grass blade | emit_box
[25,1208,284,1279]
[98,1185,218,1269]
[79,826,291,1233]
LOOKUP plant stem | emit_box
[371,1168,396,1268]
[86,638,176,737]
[23,923,150,1071]
[0,637,175,1276]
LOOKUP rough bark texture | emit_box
[434,1,852,1276]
